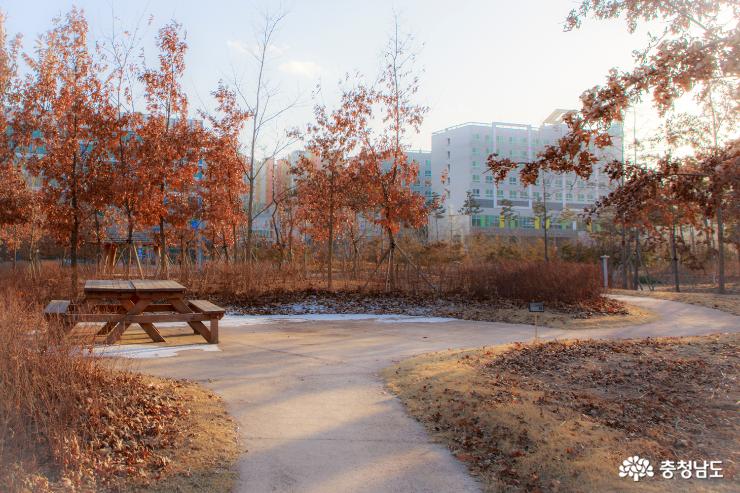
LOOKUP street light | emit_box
[600,255,610,289]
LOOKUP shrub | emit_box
[444,260,603,303]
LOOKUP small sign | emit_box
[528,302,544,313]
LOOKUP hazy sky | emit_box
[3,0,655,155]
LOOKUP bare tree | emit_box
[231,8,298,262]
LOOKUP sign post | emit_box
[528,302,544,340]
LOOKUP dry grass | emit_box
[0,287,238,492]
[612,289,740,316]
[384,334,739,493]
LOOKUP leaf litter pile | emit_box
[225,290,635,329]
[3,370,237,492]
[384,333,739,492]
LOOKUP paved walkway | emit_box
[134,296,739,493]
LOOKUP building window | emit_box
[472,147,478,154]
[556,192,562,199]
[566,193,573,200]
[424,170,432,177]
[447,137,450,145]
[475,133,480,139]
[497,189,504,198]
[520,190,528,199]
[509,190,516,198]
[472,174,480,183]
[485,189,493,198]
[587,193,594,200]
[485,175,493,183]
[425,160,431,167]
[578,193,585,201]
[472,188,480,196]
[509,176,517,185]
[447,151,450,159]
[472,161,479,168]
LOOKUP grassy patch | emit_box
[383,334,739,492]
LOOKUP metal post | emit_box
[600,255,610,289]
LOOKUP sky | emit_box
[2,0,657,156]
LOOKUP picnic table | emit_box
[44,280,225,345]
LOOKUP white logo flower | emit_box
[619,456,654,482]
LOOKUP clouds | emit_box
[278,60,322,78]
[226,39,289,57]
[226,40,250,55]
[226,40,320,78]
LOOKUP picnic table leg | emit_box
[104,298,152,345]
[113,297,166,344]
[97,322,114,335]
[168,298,212,342]
[105,321,128,345]
[139,322,165,343]
[209,317,219,344]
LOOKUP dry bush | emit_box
[440,260,603,303]
[0,290,187,491]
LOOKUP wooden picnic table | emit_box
[44,280,225,345]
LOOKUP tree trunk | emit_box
[159,216,169,279]
[716,203,725,294]
[71,215,79,299]
[327,192,335,291]
[231,223,238,263]
[126,215,134,279]
[621,221,628,289]
[669,223,680,292]
[385,228,396,291]
[633,229,640,290]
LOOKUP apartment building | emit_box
[429,109,623,239]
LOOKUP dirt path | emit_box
[132,297,739,493]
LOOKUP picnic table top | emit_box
[84,279,186,294]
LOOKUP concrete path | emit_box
[133,296,739,493]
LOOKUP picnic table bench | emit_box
[44,280,225,345]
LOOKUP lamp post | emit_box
[600,255,610,289]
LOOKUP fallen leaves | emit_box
[385,334,739,492]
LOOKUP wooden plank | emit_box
[84,279,135,293]
[131,279,186,293]
[188,299,225,315]
[66,312,213,323]
[209,318,219,344]
[142,303,177,312]
[44,300,71,315]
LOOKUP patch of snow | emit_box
[93,344,221,359]
[219,313,457,326]
[287,302,330,313]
